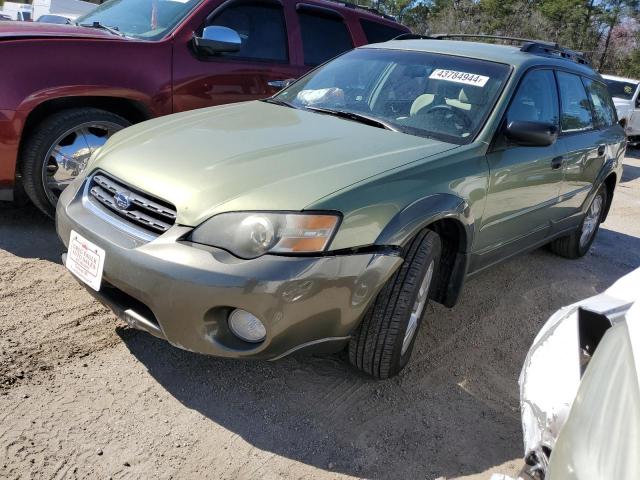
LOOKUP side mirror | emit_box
[193,26,241,56]
[619,117,627,129]
[504,120,558,147]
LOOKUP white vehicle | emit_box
[514,268,640,479]
[0,2,34,20]
[602,74,640,144]
[32,0,94,23]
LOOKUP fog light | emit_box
[228,309,266,343]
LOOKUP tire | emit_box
[549,184,607,259]
[20,108,130,218]
[349,229,441,379]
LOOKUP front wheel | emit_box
[20,108,130,217]
[549,184,607,259]
[349,229,441,379]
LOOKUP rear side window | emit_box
[209,4,288,62]
[360,19,406,44]
[298,12,353,66]
[556,71,594,133]
[507,69,559,125]
[583,78,618,128]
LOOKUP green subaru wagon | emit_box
[56,36,625,378]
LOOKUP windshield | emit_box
[75,0,201,40]
[274,48,511,144]
[604,79,638,100]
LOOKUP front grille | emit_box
[87,172,177,235]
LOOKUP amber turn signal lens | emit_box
[276,214,339,253]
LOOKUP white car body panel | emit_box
[518,267,640,476]
[603,74,640,137]
[548,315,640,480]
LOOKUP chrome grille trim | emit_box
[93,174,176,220]
[84,171,177,238]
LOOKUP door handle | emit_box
[551,156,564,170]
[597,144,606,156]
[267,78,295,90]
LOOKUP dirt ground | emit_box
[1,155,639,480]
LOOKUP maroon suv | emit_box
[0,0,408,216]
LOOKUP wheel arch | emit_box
[19,96,152,157]
[375,193,474,308]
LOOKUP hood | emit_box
[94,101,458,227]
[0,21,120,40]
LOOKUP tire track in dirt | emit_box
[0,205,122,392]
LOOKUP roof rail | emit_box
[333,1,396,20]
[430,33,538,44]
[393,33,437,40]
[392,33,590,66]
[520,41,590,65]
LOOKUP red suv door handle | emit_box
[267,79,295,90]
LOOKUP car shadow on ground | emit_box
[622,162,640,183]
[0,203,63,263]
[625,147,640,158]
[117,227,640,479]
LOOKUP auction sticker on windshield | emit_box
[66,230,105,291]
[429,69,490,87]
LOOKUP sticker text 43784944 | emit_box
[429,69,490,87]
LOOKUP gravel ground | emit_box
[1,154,639,480]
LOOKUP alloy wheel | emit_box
[41,121,124,206]
[579,193,604,248]
[401,260,435,355]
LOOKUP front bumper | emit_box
[56,180,402,360]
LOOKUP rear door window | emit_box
[209,4,288,62]
[360,19,406,44]
[298,10,353,66]
[556,71,594,133]
[583,78,618,128]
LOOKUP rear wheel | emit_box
[20,108,129,217]
[349,229,441,379]
[549,184,607,259]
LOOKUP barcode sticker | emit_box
[429,69,490,87]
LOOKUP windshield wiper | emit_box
[304,106,399,132]
[77,21,126,38]
[262,98,297,109]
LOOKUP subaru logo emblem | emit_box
[114,191,132,210]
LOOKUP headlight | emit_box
[190,212,340,259]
